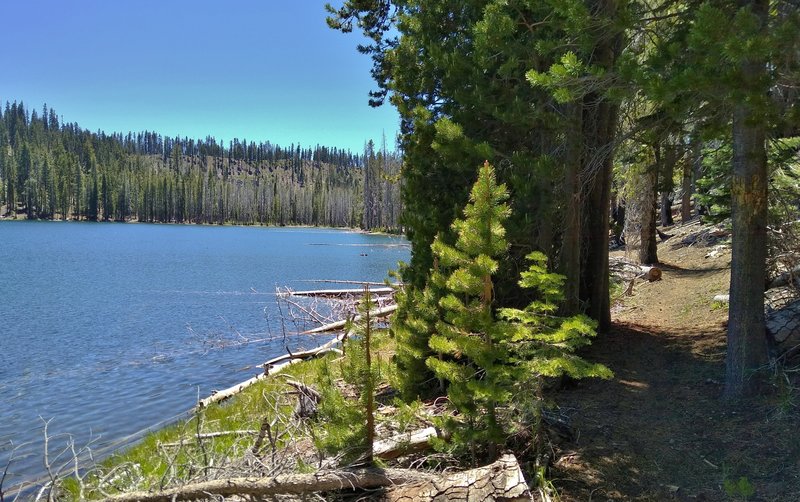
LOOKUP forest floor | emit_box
[551,218,800,501]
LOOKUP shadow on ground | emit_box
[550,323,800,502]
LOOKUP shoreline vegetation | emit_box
[0,213,406,237]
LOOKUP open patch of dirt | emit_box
[551,218,800,501]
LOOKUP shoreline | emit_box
[0,215,404,236]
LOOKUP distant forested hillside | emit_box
[0,101,401,229]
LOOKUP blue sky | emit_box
[0,1,399,153]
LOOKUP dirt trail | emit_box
[552,219,800,501]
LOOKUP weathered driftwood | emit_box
[101,454,531,502]
[289,287,394,298]
[263,345,343,369]
[196,358,304,409]
[301,304,398,334]
[302,279,394,287]
[373,426,440,461]
[197,321,356,408]
[160,430,259,447]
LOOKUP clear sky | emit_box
[0,0,399,153]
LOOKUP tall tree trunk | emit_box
[724,0,770,399]
[561,102,583,315]
[659,144,675,227]
[580,98,617,331]
[682,138,700,221]
[578,0,621,332]
[639,157,659,265]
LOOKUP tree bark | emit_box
[385,454,532,502]
[639,154,659,265]
[578,0,622,332]
[561,102,584,315]
[681,138,700,221]
[724,0,770,399]
[101,454,532,502]
[660,143,676,227]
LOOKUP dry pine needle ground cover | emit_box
[550,219,800,501]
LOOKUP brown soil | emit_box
[551,219,800,501]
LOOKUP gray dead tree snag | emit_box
[100,454,532,502]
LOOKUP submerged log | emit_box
[101,454,532,502]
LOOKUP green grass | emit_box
[61,354,336,499]
[61,331,400,500]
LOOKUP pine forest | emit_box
[0,102,402,231]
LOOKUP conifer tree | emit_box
[390,268,443,399]
[425,161,513,456]
[422,162,611,459]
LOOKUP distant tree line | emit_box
[0,101,402,230]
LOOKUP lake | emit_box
[0,221,409,490]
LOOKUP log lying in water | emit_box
[196,358,305,409]
[101,454,532,502]
[197,310,372,408]
[301,304,398,334]
[288,287,394,298]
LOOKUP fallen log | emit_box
[100,454,531,502]
[196,358,304,409]
[301,279,396,287]
[288,287,394,298]
[198,330,352,408]
[385,454,532,502]
[160,430,259,447]
[373,426,440,461]
[640,265,662,282]
[262,345,343,370]
[301,304,398,335]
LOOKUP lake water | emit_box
[0,221,409,490]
